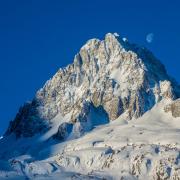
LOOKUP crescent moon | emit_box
[146,33,154,43]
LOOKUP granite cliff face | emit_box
[5,33,180,138]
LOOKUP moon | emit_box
[146,33,154,43]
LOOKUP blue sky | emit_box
[0,0,180,134]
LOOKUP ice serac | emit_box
[5,33,180,138]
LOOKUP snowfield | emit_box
[1,100,180,179]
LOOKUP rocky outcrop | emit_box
[164,99,180,117]
[5,33,180,138]
[5,101,49,137]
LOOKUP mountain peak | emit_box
[1,33,180,179]
[5,33,180,138]
[105,32,120,40]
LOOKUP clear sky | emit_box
[0,0,180,135]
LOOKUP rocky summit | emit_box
[1,33,180,180]
[5,33,180,138]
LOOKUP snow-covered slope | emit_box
[1,100,180,179]
[0,33,180,179]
